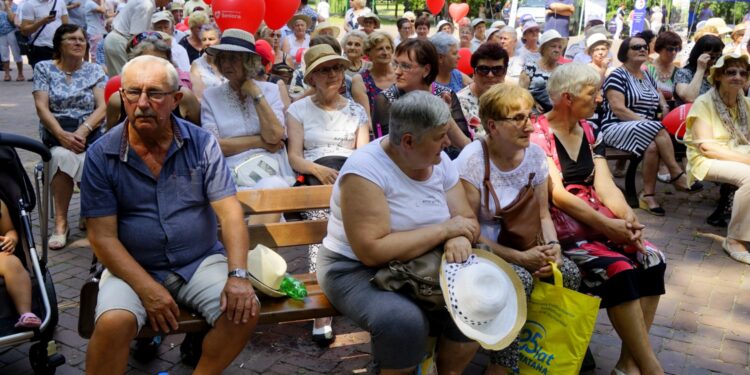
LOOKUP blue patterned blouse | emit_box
[32,61,106,121]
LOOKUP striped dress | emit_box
[600,67,664,156]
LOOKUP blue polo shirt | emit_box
[544,0,573,37]
[81,116,236,282]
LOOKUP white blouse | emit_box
[192,55,227,90]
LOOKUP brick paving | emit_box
[2,63,749,375]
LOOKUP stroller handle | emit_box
[0,133,51,162]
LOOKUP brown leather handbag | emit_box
[371,247,445,311]
[481,139,543,251]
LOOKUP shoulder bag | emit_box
[371,247,445,311]
[480,138,542,250]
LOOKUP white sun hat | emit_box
[247,244,287,298]
[440,249,526,350]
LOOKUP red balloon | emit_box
[204,0,212,5]
[263,0,301,30]
[457,48,473,75]
[426,0,445,15]
[448,3,469,22]
[213,0,265,33]
[662,104,692,138]
[104,75,121,103]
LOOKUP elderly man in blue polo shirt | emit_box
[81,55,258,374]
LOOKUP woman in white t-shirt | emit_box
[316,91,481,374]
[454,83,580,374]
[286,44,369,345]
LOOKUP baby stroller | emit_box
[0,132,65,374]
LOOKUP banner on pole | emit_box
[631,0,647,36]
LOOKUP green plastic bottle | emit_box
[280,274,308,300]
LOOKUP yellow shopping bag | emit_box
[517,263,600,375]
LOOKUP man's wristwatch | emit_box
[228,268,249,279]
[252,93,264,104]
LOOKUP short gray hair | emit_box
[389,91,451,145]
[499,26,517,40]
[122,55,179,91]
[547,63,601,103]
[341,30,367,49]
[200,23,221,39]
[429,33,458,55]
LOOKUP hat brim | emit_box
[587,39,611,53]
[249,274,286,298]
[304,55,351,84]
[206,44,258,56]
[311,26,341,39]
[287,14,312,30]
[440,249,527,350]
[357,16,381,29]
[708,53,750,85]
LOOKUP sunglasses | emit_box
[724,68,749,78]
[315,64,345,75]
[474,65,507,76]
[629,44,649,51]
[130,32,163,49]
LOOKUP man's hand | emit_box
[444,235,472,263]
[141,283,180,333]
[220,277,259,325]
[56,130,86,153]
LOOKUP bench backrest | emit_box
[235,185,333,249]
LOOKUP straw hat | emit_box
[708,53,750,85]
[303,44,350,84]
[311,21,341,38]
[287,13,312,30]
[732,23,746,39]
[586,33,611,53]
[357,11,381,29]
[704,18,732,35]
[440,249,526,350]
[247,244,287,298]
[539,29,563,49]
[205,29,258,56]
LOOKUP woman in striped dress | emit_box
[601,37,702,216]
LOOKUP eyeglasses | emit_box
[62,37,87,44]
[664,46,681,53]
[724,68,749,78]
[120,88,177,103]
[130,32,163,49]
[315,64,345,75]
[391,61,421,72]
[497,113,533,125]
[474,65,506,76]
[629,44,649,51]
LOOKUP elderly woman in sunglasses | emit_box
[685,54,750,264]
[601,37,702,216]
[456,42,508,140]
[535,63,666,375]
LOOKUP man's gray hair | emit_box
[547,63,601,103]
[499,26,517,40]
[389,91,451,145]
[430,32,458,55]
[122,55,180,91]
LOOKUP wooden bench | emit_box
[78,185,338,340]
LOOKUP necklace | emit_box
[348,61,361,72]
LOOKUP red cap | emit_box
[254,40,274,71]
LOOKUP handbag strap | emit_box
[480,138,502,216]
[29,0,58,47]
[535,115,596,184]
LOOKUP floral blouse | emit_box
[32,60,106,121]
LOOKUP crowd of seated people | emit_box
[15,2,750,373]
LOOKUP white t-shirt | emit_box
[286,96,369,161]
[453,140,548,242]
[201,80,286,171]
[323,139,459,260]
[21,0,68,48]
[317,1,329,19]
[111,0,154,36]
[84,0,105,36]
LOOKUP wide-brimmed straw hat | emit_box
[303,44,350,84]
[440,249,526,350]
[205,28,258,56]
[539,29,563,49]
[357,11,381,29]
[287,13,312,30]
[311,21,341,38]
[708,53,750,85]
[247,244,287,298]
[705,18,732,35]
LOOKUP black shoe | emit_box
[581,347,596,372]
[133,336,162,362]
[311,329,335,347]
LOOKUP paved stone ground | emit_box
[1,62,749,375]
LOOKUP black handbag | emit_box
[41,117,102,149]
[302,155,347,186]
[15,29,30,56]
[371,247,445,311]
[77,255,103,339]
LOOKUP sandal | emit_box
[15,312,41,329]
[639,193,665,216]
[723,238,750,265]
[670,171,704,193]
[48,228,69,250]
[16,76,25,81]
[3,75,9,82]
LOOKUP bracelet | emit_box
[82,122,94,132]
[547,240,560,246]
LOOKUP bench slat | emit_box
[247,220,328,248]
[237,185,333,214]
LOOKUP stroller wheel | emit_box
[29,341,65,375]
